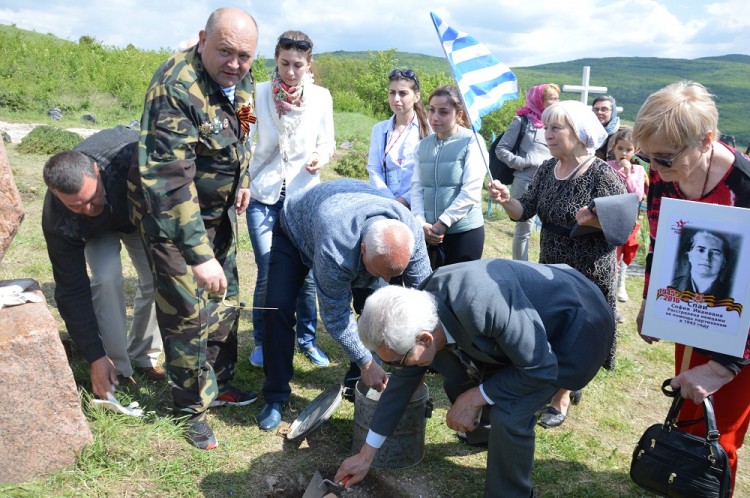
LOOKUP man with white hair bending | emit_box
[258,179,432,431]
[335,258,615,498]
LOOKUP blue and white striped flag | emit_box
[430,12,518,131]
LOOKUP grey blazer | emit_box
[368,258,615,438]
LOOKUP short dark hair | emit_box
[592,95,615,108]
[43,150,97,194]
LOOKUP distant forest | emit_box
[2,23,749,147]
[325,50,750,147]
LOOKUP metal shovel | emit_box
[302,471,349,498]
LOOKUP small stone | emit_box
[48,107,63,121]
[1,130,10,143]
[80,114,97,124]
[127,118,140,129]
[339,141,353,150]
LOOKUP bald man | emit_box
[128,7,259,449]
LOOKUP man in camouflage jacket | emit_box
[127,7,259,450]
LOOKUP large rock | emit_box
[0,280,92,484]
[0,140,24,264]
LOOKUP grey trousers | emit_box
[442,353,556,498]
[485,383,557,498]
[85,230,162,376]
[510,168,537,261]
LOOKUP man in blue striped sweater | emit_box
[257,179,432,430]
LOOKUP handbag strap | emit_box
[661,379,721,442]
[510,115,528,155]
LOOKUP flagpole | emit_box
[430,15,496,183]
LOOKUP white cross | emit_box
[563,66,607,105]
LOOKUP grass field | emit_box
[0,129,746,497]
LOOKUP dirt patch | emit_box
[260,465,436,497]
[0,120,100,143]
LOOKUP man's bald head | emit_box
[198,8,258,88]
[361,219,415,280]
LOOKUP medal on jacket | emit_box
[199,116,227,136]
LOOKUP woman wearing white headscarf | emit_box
[489,100,626,428]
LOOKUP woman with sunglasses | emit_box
[633,81,750,493]
[411,85,488,270]
[246,30,334,369]
[366,68,431,208]
[489,100,626,428]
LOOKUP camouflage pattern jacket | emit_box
[128,46,254,265]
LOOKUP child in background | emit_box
[607,127,645,321]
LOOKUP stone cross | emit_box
[563,66,607,105]
[563,66,623,112]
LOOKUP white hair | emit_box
[362,219,415,257]
[358,286,438,354]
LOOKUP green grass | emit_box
[0,113,747,497]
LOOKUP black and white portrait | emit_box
[670,228,738,301]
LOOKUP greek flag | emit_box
[430,12,518,131]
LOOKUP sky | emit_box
[1,0,749,67]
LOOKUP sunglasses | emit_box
[278,37,312,52]
[381,345,414,367]
[635,144,690,168]
[389,68,420,88]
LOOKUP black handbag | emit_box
[630,379,732,497]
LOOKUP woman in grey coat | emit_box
[495,83,560,260]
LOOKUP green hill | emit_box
[323,50,452,75]
[319,50,750,146]
[515,55,750,146]
[2,23,749,147]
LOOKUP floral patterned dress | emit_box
[518,156,626,369]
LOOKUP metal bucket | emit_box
[351,379,433,468]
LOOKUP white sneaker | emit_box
[617,285,629,302]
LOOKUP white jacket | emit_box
[247,80,335,204]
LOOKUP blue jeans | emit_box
[247,198,318,350]
[262,218,318,402]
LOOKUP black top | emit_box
[41,126,138,363]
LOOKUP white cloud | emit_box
[0,0,747,66]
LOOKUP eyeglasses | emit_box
[635,144,690,168]
[278,37,312,52]
[389,68,420,89]
[381,345,414,367]
[592,106,611,113]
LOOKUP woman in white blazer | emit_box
[246,30,335,369]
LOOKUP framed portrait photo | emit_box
[643,198,750,356]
